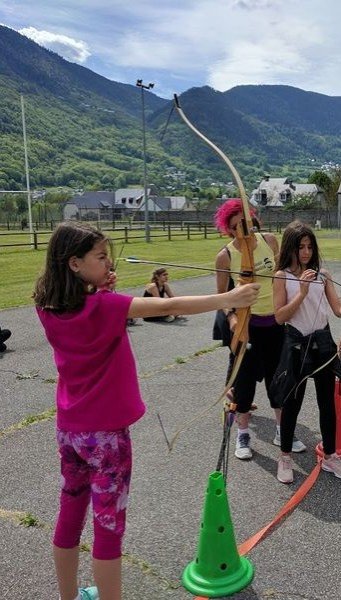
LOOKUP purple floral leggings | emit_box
[53,429,132,560]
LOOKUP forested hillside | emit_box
[156,85,341,185]
[1,24,341,194]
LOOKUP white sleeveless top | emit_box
[285,270,328,336]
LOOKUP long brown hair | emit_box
[278,220,321,272]
[34,222,108,312]
[151,268,167,283]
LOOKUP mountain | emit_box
[155,85,341,183]
[0,25,173,192]
[0,25,166,117]
[226,85,341,136]
[0,24,341,194]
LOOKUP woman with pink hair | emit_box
[214,199,306,460]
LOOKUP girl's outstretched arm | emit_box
[128,283,260,319]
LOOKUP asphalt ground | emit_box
[1,265,341,600]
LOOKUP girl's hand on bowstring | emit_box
[107,270,118,290]
[98,270,117,291]
[298,269,317,298]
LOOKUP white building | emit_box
[250,176,323,207]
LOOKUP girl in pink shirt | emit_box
[34,221,259,600]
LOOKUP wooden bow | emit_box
[161,96,256,450]
[174,94,255,380]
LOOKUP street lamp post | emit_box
[136,79,154,243]
[21,94,34,245]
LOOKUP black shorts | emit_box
[226,322,284,413]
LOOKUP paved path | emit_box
[1,268,341,600]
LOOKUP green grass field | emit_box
[1,228,340,310]
[0,230,226,309]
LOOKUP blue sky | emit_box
[1,0,340,99]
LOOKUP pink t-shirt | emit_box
[36,291,145,432]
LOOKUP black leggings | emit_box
[280,349,336,454]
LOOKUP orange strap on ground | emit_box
[195,459,321,600]
[238,459,321,555]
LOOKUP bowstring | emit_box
[120,257,341,287]
[216,394,236,482]
[159,104,175,142]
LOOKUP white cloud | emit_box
[1,0,341,97]
[19,26,91,63]
[231,0,281,8]
[208,15,324,91]
[209,41,307,90]
[109,34,176,69]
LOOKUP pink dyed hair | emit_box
[214,199,257,235]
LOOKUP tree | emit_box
[16,196,28,214]
[308,169,341,208]
[284,193,316,210]
[0,194,16,221]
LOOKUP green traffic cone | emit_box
[182,471,254,598]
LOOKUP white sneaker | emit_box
[273,429,306,453]
[292,437,307,453]
[273,430,281,446]
[322,453,341,478]
[235,433,252,460]
[164,315,175,322]
[277,455,294,484]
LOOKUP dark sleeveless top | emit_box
[143,285,165,298]
[143,285,166,321]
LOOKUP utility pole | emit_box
[21,94,34,245]
[136,79,154,243]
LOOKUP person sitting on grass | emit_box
[143,268,178,323]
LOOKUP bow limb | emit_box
[230,209,255,354]
[174,94,254,342]
[156,97,256,451]
[174,94,248,202]
[174,93,255,358]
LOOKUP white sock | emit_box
[237,428,249,437]
[276,425,281,433]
